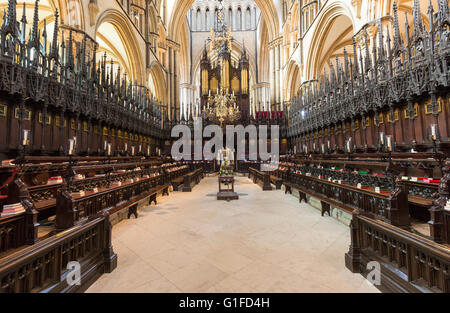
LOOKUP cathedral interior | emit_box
[0,0,449,295]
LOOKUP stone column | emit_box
[202,7,206,31]
[232,6,237,31]
[180,88,185,120]
[299,0,304,67]
[275,43,281,110]
[269,46,275,105]
[168,46,173,119]
[278,44,283,111]
[173,48,178,117]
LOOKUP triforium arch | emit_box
[0,0,84,32]
[168,0,279,43]
[95,9,146,84]
[149,61,167,103]
[304,2,356,80]
[257,19,270,83]
[286,60,301,101]
[54,0,84,29]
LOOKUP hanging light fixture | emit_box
[202,0,240,126]
[203,87,241,126]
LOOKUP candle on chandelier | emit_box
[68,139,75,156]
[386,136,393,152]
[107,144,112,156]
[431,124,438,141]
[22,129,30,146]
[346,138,352,153]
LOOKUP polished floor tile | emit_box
[87,176,379,293]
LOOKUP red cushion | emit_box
[0,195,8,199]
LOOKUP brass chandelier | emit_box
[203,87,241,126]
[202,0,241,126]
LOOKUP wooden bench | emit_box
[284,181,293,194]
[0,214,117,293]
[148,184,170,206]
[183,168,204,192]
[285,173,409,226]
[171,177,184,191]
[128,184,169,219]
[270,175,283,190]
[283,181,308,204]
[56,171,166,229]
[248,168,272,191]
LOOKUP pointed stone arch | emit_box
[167,0,279,43]
[95,9,145,83]
[305,2,356,80]
[149,61,167,103]
[286,60,301,100]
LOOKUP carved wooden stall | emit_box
[346,213,450,293]
[0,0,170,161]
[285,1,450,293]
[248,167,272,191]
[0,213,117,293]
[288,2,450,156]
[0,0,180,293]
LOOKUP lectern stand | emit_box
[217,176,239,201]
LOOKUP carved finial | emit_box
[393,1,403,48]
[50,9,59,57]
[20,2,27,43]
[386,25,391,53]
[4,0,17,33]
[67,29,74,68]
[42,19,48,55]
[43,18,47,38]
[31,0,40,42]
[438,0,449,20]
[344,47,349,78]
[428,0,435,30]
[20,2,26,24]
[364,31,372,70]
[90,43,97,79]
[352,38,359,75]
[2,10,7,29]
[377,19,385,59]
[110,59,114,87]
[413,0,424,33]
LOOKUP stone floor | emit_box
[87,176,379,293]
